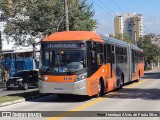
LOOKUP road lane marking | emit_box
[124,79,145,88]
[47,79,146,120]
[47,97,105,120]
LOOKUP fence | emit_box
[3,57,33,77]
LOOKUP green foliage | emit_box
[0,0,96,46]
[114,33,134,44]
[67,0,96,31]
[144,66,151,71]
[137,35,160,64]
[114,33,122,40]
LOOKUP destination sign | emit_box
[42,42,85,49]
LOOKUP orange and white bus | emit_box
[38,31,144,98]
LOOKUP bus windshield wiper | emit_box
[64,67,75,75]
[45,64,55,73]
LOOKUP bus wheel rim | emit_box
[98,81,101,93]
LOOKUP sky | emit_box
[1,0,160,50]
[88,0,160,35]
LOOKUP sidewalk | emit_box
[0,82,6,91]
[145,67,160,73]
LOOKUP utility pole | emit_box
[64,0,69,31]
[0,31,2,82]
[134,31,137,46]
[32,38,36,69]
[133,21,137,46]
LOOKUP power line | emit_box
[111,0,125,13]
[91,0,115,17]
[98,0,119,16]
[143,24,152,34]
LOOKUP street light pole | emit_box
[64,0,69,31]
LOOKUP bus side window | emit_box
[111,46,115,64]
[107,44,112,77]
[96,43,103,65]
[104,45,107,63]
[107,45,111,63]
[97,53,103,65]
[91,51,96,65]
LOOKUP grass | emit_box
[144,66,152,71]
[0,90,40,104]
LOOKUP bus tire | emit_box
[135,71,140,82]
[119,74,124,89]
[96,79,104,97]
[23,82,29,90]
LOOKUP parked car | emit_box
[6,70,38,90]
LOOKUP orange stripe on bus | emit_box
[43,75,76,83]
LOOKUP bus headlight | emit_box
[76,73,87,81]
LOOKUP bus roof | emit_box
[42,31,103,43]
[101,35,128,47]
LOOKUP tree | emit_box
[68,0,96,31]
[114,33,134,44]
[0,0,96,46]
[114,33,123,40]
[137,35,160,64]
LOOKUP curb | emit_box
[0,94,49,108]
[0,99,25,107]
[0,88,6,92]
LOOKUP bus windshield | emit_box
[41,50,86,73]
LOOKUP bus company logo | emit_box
[2,112,11,118]
[64,77,72,80]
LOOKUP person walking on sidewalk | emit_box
[3,68,9,83]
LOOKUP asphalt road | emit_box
[0,70,160,120]
[0,87,38,96]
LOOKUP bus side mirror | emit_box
[90,42,95,50]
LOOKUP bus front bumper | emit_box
[38,79,88,95]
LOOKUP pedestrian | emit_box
[3,68,8,82]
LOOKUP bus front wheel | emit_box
[96,79,104,97]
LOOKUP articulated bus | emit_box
[38,31,144,98]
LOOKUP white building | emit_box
[114,13,143,43]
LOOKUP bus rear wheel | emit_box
[135,71,140,82]
[119,75,124,89]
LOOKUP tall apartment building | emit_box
[114,13,143,44]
